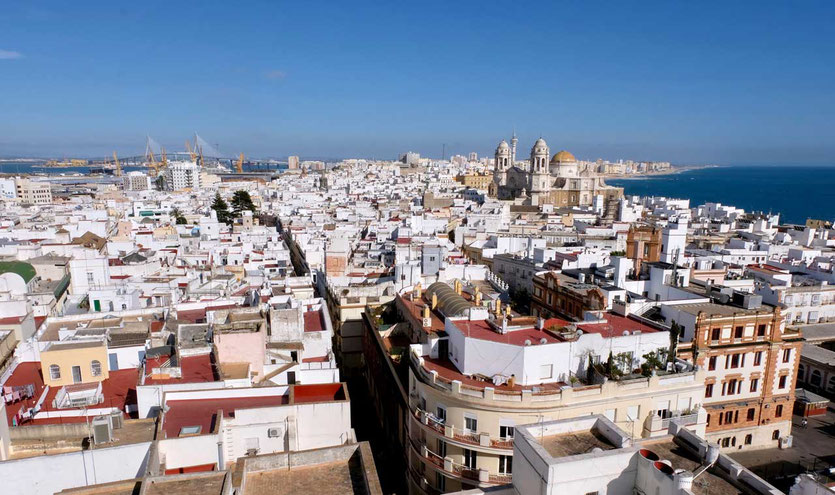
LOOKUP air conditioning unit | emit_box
[779,435,793,449]
[109,411,124,430]
[92,415,113,444]
[267,426,284,438]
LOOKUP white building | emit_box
[164,161,201,191]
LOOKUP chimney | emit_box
[431,292,438,310]
[414,282,422,299]
[495,299,502,315]
[508,374,516,387]
[536,317,545,331]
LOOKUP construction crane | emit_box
[236,153,245,173]
[185,140,197,162]
[112,152,122,177]
[198,146,205,168]
[161,147,168,171]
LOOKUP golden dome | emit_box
[550,150,576,164]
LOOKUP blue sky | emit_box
[1,1,834,164]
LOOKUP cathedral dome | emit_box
[496,140,510,152]
[550,150,576,164]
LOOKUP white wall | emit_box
[0,441,151,495]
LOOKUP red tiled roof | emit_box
[303,310,326,332]
[454,319,561,346]
[0,316,25,325]
[162,395,289,438]
[144,354,218,385]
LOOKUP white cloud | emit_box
[0,50,23,60]
[265,70,286,80]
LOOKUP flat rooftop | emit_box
[142,472,228,495]
[671,301,774,317]
[240,442,382,495]
[540,429,615,457]
[646,439,742,495]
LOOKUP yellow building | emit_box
[41,341,109,387]
[456,173,493,190]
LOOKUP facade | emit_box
[488,138,623,212]
[626,225,662,274]
[14,177,52,204]
[122,171,152,191]
[406,310,707,493]
[530,270,606,321]
[40,341,110,387]
[664,301,803,450]
[164,161,202,190]
[288,155,300,170]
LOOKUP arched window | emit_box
[811,370,822,387]
[798,363,806,382]
[91,360,102,377]
[828,375,835,392]
[49,364,61,380]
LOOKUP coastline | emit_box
[602,164,719,180]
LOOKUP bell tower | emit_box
[528,137,550,205]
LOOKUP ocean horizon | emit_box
[608,165,835,225]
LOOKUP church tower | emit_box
[528,137,550,205]
[510,132,518,165]
[493,140,511,187]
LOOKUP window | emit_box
[49,364,61,380]
[436,406,446,423]
[772,430,780,440]
[747,408,755,421]
[463,449,477,469]
[730,354,740,368]
[464,414,478,433]
[779,375,787,389]
[87,272,94,284]
[776,405,783,417]
[540,364,553,379]
[811,370,822,387]
[721,437,731,447]
[498,455,512,474]
[436,472,446,492]
[71,366,82,384]
[91,360,102,377]
[726,379,738,396]
[708,356,717,371]
[757,324,767,337]
[711,328,721,341]
[745,434,753,445]
[750,379,759,392]
[724,411,734,424]
[782,349,791,363]
[754,351,763,366]
[437,439,446,458]
[798,363,806,381]
[705,383,714,398]
[734,326,743,339]
[499,425,514,440]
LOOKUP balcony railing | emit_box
[413,408,513,450]
[409,436,513,486]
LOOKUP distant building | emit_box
[288,155,300,170]
[164,161,201,190]
[122,171,152,191]
[14,177,52,204]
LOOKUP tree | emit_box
[212,193,231,224]
[171,207,187,225]
[231,190,257,216]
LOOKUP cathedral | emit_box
[487,136,623,212]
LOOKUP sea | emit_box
[607,165,835,225]
[0,161,287,176]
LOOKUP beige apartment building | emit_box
[14,177,52,204]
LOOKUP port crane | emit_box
[236,153,245,173]
[112,152,122,177]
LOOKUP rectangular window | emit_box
[747,408,755,421]
[436,472,446,492]
[750,378,759,392]
[708,356,716,371]
[705,383,714,398]
[711,328,721,341]
[754,351,763,366]
[498,455,512,474]
[776,405,783,417]
[757,324,767,336]
[463,449,477,469]
[499,425,514,440]
[727,379,738,396]
[731,354,740,368]
[436,406,446,423]
[464,415,478,433]
[782,349,791,363]
[734,326,743,339]
[779,375,787,389]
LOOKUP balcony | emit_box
[412,408,513,452]
[409,436,512,486]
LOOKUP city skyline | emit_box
[1,1,835,164]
